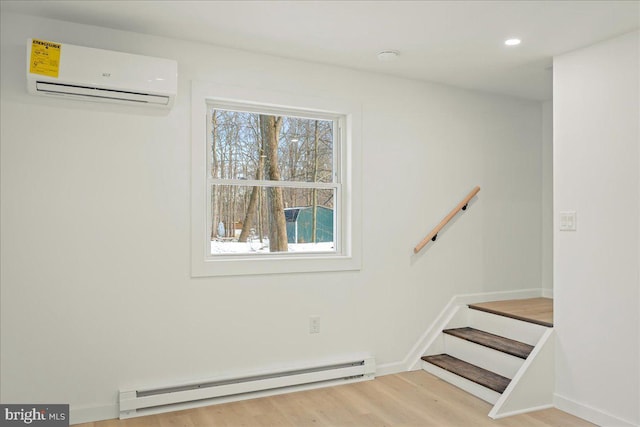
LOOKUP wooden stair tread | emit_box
[468,298,553,327]
[443,327,534,359]
[421,354,510,394]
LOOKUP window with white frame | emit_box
[191,81,361,277]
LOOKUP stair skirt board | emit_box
[489,328,555,419]
[119,356,376,419]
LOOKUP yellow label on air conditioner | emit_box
[30,38,61,78]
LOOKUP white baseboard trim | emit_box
[541,288,553,299]
[445,288,545,306]
[70,403,117,425]
[376,361,407,376]
[554,394,637,427]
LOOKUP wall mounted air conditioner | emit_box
[26,38,177,108]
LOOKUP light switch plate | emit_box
[559,211,577,231]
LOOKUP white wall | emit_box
[0,13,544,423]
[542,100,553,295]
[554,31,640,427]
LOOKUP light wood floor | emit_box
[469,297,553,327]
[77,370,593,427]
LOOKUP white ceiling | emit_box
[2,0,639,100]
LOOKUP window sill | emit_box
[191,252,361,277]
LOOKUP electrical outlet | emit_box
[309,316,320,334]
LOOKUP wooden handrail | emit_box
[413,186,480,254]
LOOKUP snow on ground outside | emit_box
[211,240,334,254]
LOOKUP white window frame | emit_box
[191,81,362,277]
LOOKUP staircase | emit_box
[420,299,554,419]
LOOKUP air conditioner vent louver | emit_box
[36,82,170,105]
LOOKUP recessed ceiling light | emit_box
[377,50,399,61]
[504,38,521,46]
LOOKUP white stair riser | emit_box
[469,310,546,346]
[443,334,524,379]
[442,305,471,330]
[427,334,445,356]
[421,361,501,405]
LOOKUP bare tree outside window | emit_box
[208,105,336,255]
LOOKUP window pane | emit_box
[210,185,336,255]
[209,109,334,183]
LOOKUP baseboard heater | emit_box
[119,356,376,419]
